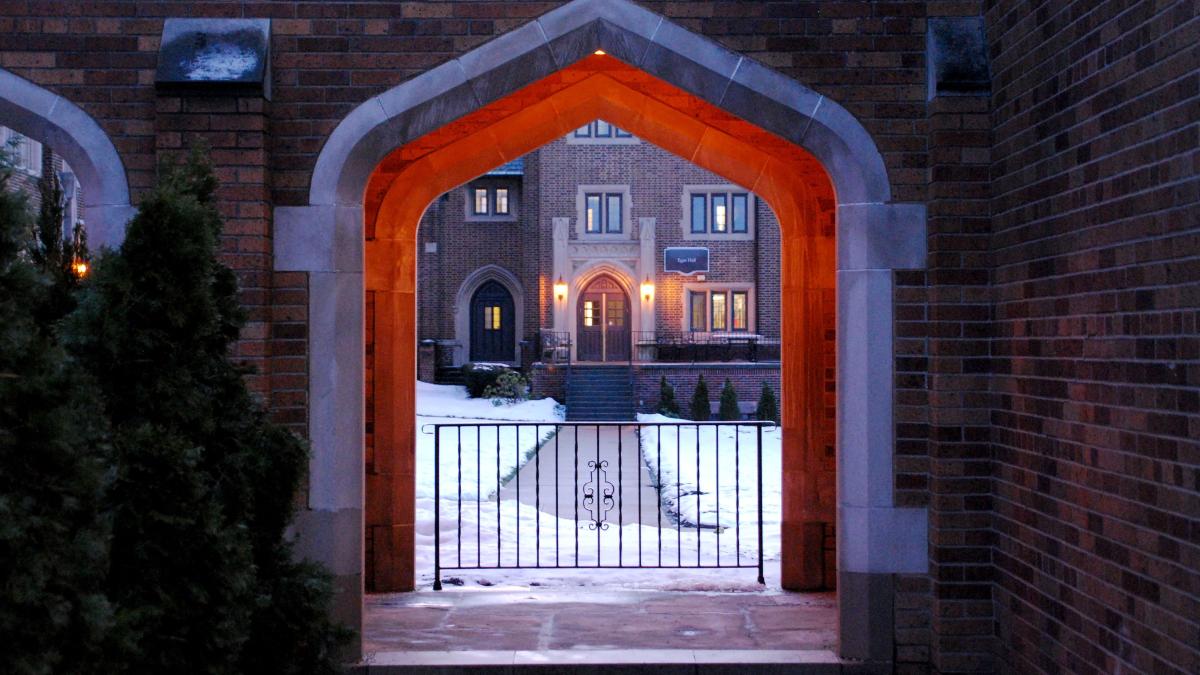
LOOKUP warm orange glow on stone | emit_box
[364,57,837,593]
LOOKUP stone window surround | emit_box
[681,282,756,333]
[565,119,640,145]
[680,184,756,241]
[575,184,632,239]
[464,179,519,222]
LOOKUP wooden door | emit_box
[470,281,515,362]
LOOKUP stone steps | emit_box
[566,365,634,421]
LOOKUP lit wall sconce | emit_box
[641,276,654,302]
[71,259,89,279]
[554,276,568,301]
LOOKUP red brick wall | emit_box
[986,1,1199,673]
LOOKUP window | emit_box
[689,292,707,332]
[584,192,623,234]
[583,300,596,327]
[688,288,753,332]
[2,127,42,177]
[691,194,707,233]
[467,183,516,218]
[731,194,748,233]
[731,291,748,331]
[687,189,752,236]
[710,292,727,330]
[483,305,502,330]
[573,120,634,139]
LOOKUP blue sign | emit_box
[664,247,710,275]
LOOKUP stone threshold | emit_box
[354,649,888,674]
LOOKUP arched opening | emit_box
[469,280,516,362]
[280,0,928,661]
[0,68,133,248]
[576,274,630,362]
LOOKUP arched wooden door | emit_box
[576,275,630,362]
[469,281,515,362]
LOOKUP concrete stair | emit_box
[566,365,634,421]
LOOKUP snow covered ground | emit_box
[412,383,783,591]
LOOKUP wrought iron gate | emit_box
[427,421,771,589]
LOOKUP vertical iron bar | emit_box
[476,426,481,567]
[515,425,520,567]
[716,423,720,568]
[457,427,462,568]
[735,424,741,567]
[496,425,501,568]
[535,424,541,567]
[676,425,681,567]
[433,425,442,591]
[696,423,701,568]
[757,424,765,585]
[618,423,624,566]
[636,424,642,566]
[555,424,560,567]
[595,424,601,567]
[657,424,663,568]
[574,423,579,566]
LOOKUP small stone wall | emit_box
[634,362,781,417]
[529,363,567,402]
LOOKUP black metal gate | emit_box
[428,421,771,589]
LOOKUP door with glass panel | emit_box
[469,281,515,362]
[576,275,630,362]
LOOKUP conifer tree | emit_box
[756,381,780,424]
[29,169,87,322]
[0,150,114,674]
[689,374,711,421]
[657,376,681,417]
[718,378,741,421]
[66,147,349,672]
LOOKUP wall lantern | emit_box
[554,276,568,301]
[641,276,654,302]
[71,259,89,279]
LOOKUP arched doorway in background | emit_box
[469,280,515,362]
[576,274,629,362]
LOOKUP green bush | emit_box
[657,376,681,417]
[689,374,711,421]
[0,150,115,675]
[718,378,741,421]
[756,381,780,424]
[66,147,350,672]
[462,362,511,398]
[483,369,528,406]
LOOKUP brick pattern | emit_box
[631,364,782,416]
[986,0,1199,673]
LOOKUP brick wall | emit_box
[632,363,781,415]
[986,1,1199,673]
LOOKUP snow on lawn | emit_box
[636,414,782,563]
[415,382,564,501]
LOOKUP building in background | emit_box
[2,126,85,243]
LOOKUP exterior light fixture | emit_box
[593,49,606,55]
[641,276,654,302]
[554,276,568,301]
[71,259,89,279]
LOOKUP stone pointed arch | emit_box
[0,68,133,248]
[453,264,526,366]
[276,0,929,664]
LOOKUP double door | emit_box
[576,275,630,362]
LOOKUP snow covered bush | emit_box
[462,361,511,397]
[483,369,529,406]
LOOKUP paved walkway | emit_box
[364,589,837,653]
[498,425,665,530]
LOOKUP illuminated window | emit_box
[483,306,502,330]
[711,292,727,331]
[495,188,509,214]
[732,291,748,331]
[473,188,489,215]
[573,120,633,139]
[584,192,623,234]
[468,183,516,218]
[583,300,596,327]
[712,194,728,233]
[606,296,625,326]
[689,292,707,332]
[688,190,752,235]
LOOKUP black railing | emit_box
[427,421,771,589]
[633,331,781,363]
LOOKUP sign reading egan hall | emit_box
[664,247,710,275]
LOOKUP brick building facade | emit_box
[413,126,790,412]
[0,0,1195,672]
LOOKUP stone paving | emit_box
[364,589,837,654]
